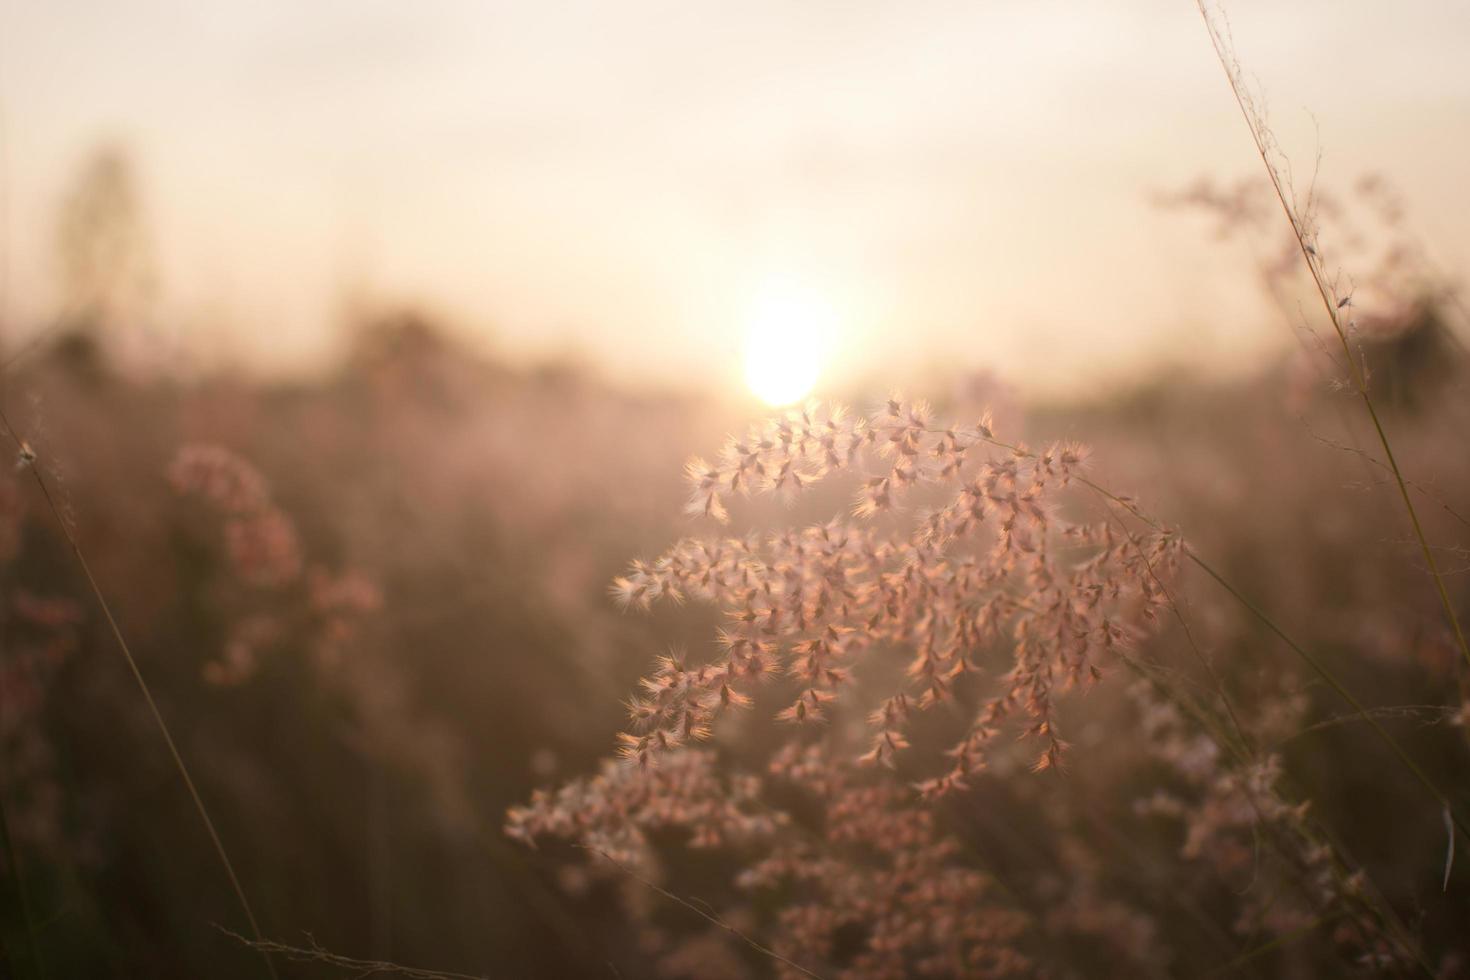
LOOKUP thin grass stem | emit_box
[0,403,277,980]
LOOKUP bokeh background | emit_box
[1,1,1468,977]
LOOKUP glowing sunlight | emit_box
[742,282,837,405]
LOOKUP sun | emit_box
[743,283,836,406]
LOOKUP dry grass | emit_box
[1,8,1468,980]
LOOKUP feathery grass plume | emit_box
[608,399,1173,783]
[510,743,1034,979]
[170,444,381,682]
[171,444,303,588]
[508,398,1189,976]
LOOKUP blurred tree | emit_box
[53,144,156,336]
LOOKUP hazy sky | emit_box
[3,0,1468,397]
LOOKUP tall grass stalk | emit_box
[1195,0,1470,673]
[0,404,277,980]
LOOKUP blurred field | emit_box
[2,4,1470,976]
[1,277,1467,976]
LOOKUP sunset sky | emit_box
[2,0,1468,398]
